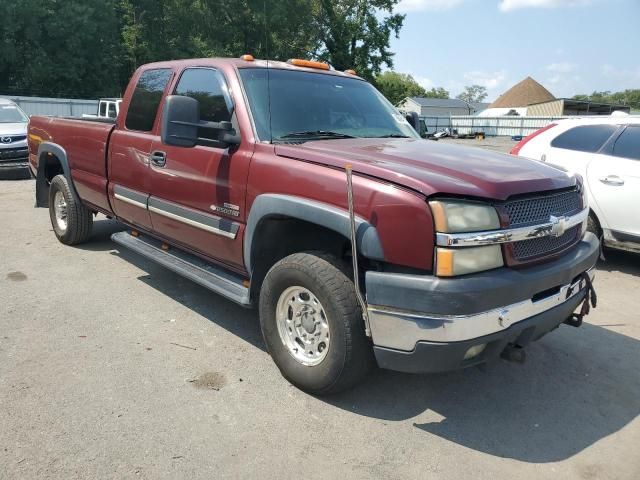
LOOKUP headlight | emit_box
[430,200,500,233]
[436,245,503,276]
[430,200,503,276]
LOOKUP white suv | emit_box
[0,98,30,180]
[511,115,640,254]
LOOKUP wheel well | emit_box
[249,216,351,300]
[588,209,603,237]
[35,153,64,207]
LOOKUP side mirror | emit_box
[161,95,199,147]
[161,95,240,148]
[405,111,420,133]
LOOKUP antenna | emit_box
[264,0,273,144]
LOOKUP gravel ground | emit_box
[1,178,639,480]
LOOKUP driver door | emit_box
[147,67,250,270]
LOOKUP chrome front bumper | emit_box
[368,269,594,351]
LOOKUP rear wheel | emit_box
[48,174,93,245]
[259,252,373,395]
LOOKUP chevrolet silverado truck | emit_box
[27,56,599,394]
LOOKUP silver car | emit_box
[0,98,30,179]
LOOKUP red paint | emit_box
[28,58,578,274]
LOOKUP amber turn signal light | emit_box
[287,59,330,70]
[240,54,254,61]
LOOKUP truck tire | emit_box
[259,252,373,395]
[48,174,93,245]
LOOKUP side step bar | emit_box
[111,231,251,306]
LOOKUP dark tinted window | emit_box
[551,124,618,153]
[174,68,233,141]
[612,126,640,160]
[99,102,107,117]
[125,69,172,131]
[108,102,117,118]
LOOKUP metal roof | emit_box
[407,97,471,108]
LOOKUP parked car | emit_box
[82,98,122,120]
[511,116,640,254]
[0,98,30,179]
[27,57,598,394]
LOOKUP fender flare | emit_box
[244,193,384,273]
[35,142,80,207]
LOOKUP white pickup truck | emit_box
[82,98,122,120]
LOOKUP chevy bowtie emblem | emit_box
[549,215,568,237]
[1,136,12,144]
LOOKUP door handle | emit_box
[599,175,624,186]
[150,151,167,167]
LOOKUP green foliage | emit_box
[375,72,426,105]
[425,87,450,99]
[456,85,488,103]
[0,0,124,97]
[311,0,404,80]
[375,72,449,105]
[571,90,640,110]
[0,0,405,98]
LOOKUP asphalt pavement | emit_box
[1,179,639,480]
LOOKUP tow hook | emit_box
[564,271,598,328]
[500,344,527,364]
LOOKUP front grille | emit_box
[504,188,582,262]
[512,225,580,260]
[0,147,28,163]
[505,189,581,227]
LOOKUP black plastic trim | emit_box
[366,233,599,316]
[244,193,384,272]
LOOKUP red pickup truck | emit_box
[28,56,599,394]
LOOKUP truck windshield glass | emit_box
[239,68,418,142]
[0,105,28,123]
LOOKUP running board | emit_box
[111,231,251,306]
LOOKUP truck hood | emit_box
[0,122,28,135]
[275,138,575,200]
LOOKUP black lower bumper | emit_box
[374,291,585,374]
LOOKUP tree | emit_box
[425,87,450,99]
[572,90,640,110]
[457,85,488,103]
[0,0,124,97]
[311,0,405,81]
[375,72,427,105]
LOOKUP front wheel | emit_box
[48,174,93,245]
[259,252,373,395]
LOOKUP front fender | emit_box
[244,193,384,272]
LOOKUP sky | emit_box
[391,0,640,101]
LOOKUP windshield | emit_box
[239,68,419,142]
[0,104,28,123]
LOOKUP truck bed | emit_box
[28,116,116,212]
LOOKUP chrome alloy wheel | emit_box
[53,190,68,231]
[275,286,331,366]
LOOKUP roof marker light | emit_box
[345,69,357,75]
[287,59,330,70]
[240,54,254,61]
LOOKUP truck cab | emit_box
[27,56,599,394]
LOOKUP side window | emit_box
[99,102,107,117]
[108,102,117,119]
[174,68,233,142]
[551,124,618,153]
[612,126,640,161]
[125,68,172,132]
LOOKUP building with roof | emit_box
[399,97,487,116]
[479,76,631,117]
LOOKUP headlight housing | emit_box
[430,200,503,276]
[430,200,500,233]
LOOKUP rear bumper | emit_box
[365,233,600,373]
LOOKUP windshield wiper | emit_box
[278,130,356,140]
[371,134,410,138]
